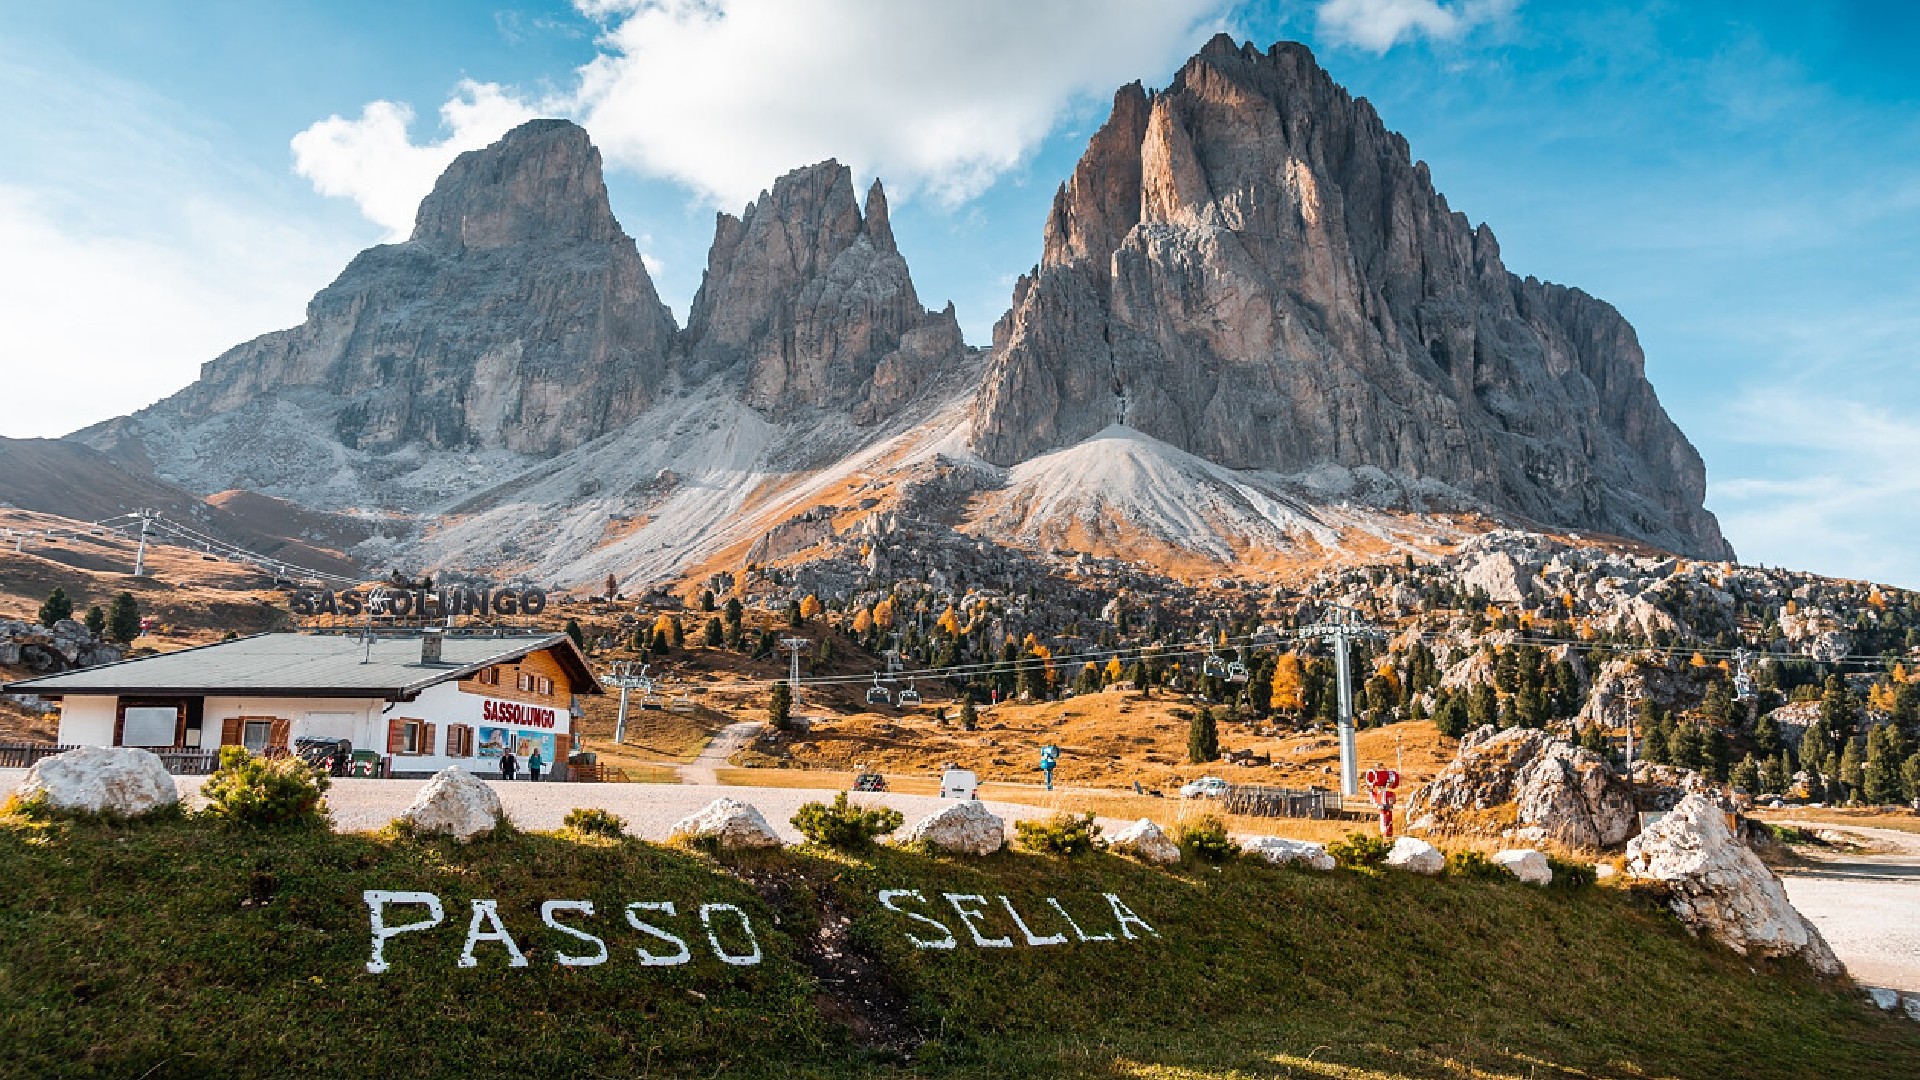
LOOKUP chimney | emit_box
[420,627,444,665]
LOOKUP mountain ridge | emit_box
[58,36,1730,589]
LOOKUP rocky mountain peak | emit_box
[971,37,1730,560]
[684,160,967,419]
[410,119,622,252]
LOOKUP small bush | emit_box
[1014,812,1102,856]
[1546,856,1597,891]
[1446,848,1507,880]
[791,793,904,850]
[563,807,626,839]
[1175,814,1238,864]
[0,792,52,819]
[1327,832,1390,869]
[200,746,329,827]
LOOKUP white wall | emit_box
[56,696,117,746]
[50,682,575,775]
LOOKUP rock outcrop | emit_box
[1625,793,1842,976]
[898,801,1005,855]
[668,798,783,849]
[970,36,1729,559]
[79,119,677,500]
[400,767,504,841]
[0,619,121,672]
[1108,818,1181,864]
[15,746,178,817]
[1404,726,1636,850]
[682,162,968,422]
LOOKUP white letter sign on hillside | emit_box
[364,891,444,974]
[878,891,1154,951]
[542,901,608,967]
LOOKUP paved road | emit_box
[678,720,761,785]
[1775,821,1920,994]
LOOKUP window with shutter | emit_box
[221,717,243,746]
[268,718,292,750]
[387,719,407,755]
[421,722,437,756]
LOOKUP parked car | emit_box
[1180,776,1230,799]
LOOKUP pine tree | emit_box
[1820,675,1859,742]
[83,605,106,638]
[768,682,793,732]
[1730,753,1762,794]
[1467,683,1498,729]
[107,592,140,644]
[563,618,586,651]
[1187,707,1220,764]
[1752,711,1784,757]
[700,589,717,612]
[959,697,978,731]
[1836,742,1865,805]
[703,617,724,647]
[1902,752,1920,805]
[1762,752,1792,795]
[786,600,803,628]
[1863,726,1908,805]
[1673,724,1709,772]
[38,587,73,628]
[1700,681,1734,726]
[604,573,618,601]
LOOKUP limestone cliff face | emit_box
[971,37,1730,559]
[83,119,676,472]
[682,161,965,422]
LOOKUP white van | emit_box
[939,767,979,800]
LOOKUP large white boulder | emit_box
[1108,818,1180,865]
[1386,836,1444,875]
[1242,835,1335,871]
[15,746,177,817]
[1625,793,1843,976]
[899,800,1005,855]
[1493,848,1553,885]
[400,768,504,841]
[668,798,782,850]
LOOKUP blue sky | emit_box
[2,1,1917,586]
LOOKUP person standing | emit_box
[500,749,518,782]
[528,747,545,783]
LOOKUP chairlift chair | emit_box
[897,679,922,707]
[1226,660,1250,684]
[1202,653,1229,680]
[670,692,696,714]
[865,673,893,707]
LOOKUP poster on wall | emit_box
[477,727,510,758]
[514,730,556,763]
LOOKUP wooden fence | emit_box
[1220,784,1350,819]
[0,743,219,775]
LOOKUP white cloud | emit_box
[1708,389,1920,588]
[290,81,542,239]
[0,186,354,439]
[1315,0,1514,53]
[0,46,361,439]
[292,0,1229,226]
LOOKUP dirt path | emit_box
[1774,820,1920,994]
[677,720,762,785]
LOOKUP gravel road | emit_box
[1775,821,1920,994]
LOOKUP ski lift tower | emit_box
[1295,605,1386,798]
[605,661,652,745]
[779,637,811,706]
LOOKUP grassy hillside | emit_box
[2,809,1914,1079]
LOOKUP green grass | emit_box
[1,810,1914,1079]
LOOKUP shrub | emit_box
[1446,848,1507,880]
[1546,856,1597,891]
[1327,832,1390,869]
[1175,814,1238,864]
[791,793,903,850]
[199,746,329,826]
[563,807,626,839]
[1014,812,1102,856]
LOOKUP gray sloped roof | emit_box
[2,632,601,699]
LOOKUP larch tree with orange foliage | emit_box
[799,594,823,622]
[1270,653,1305,713]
